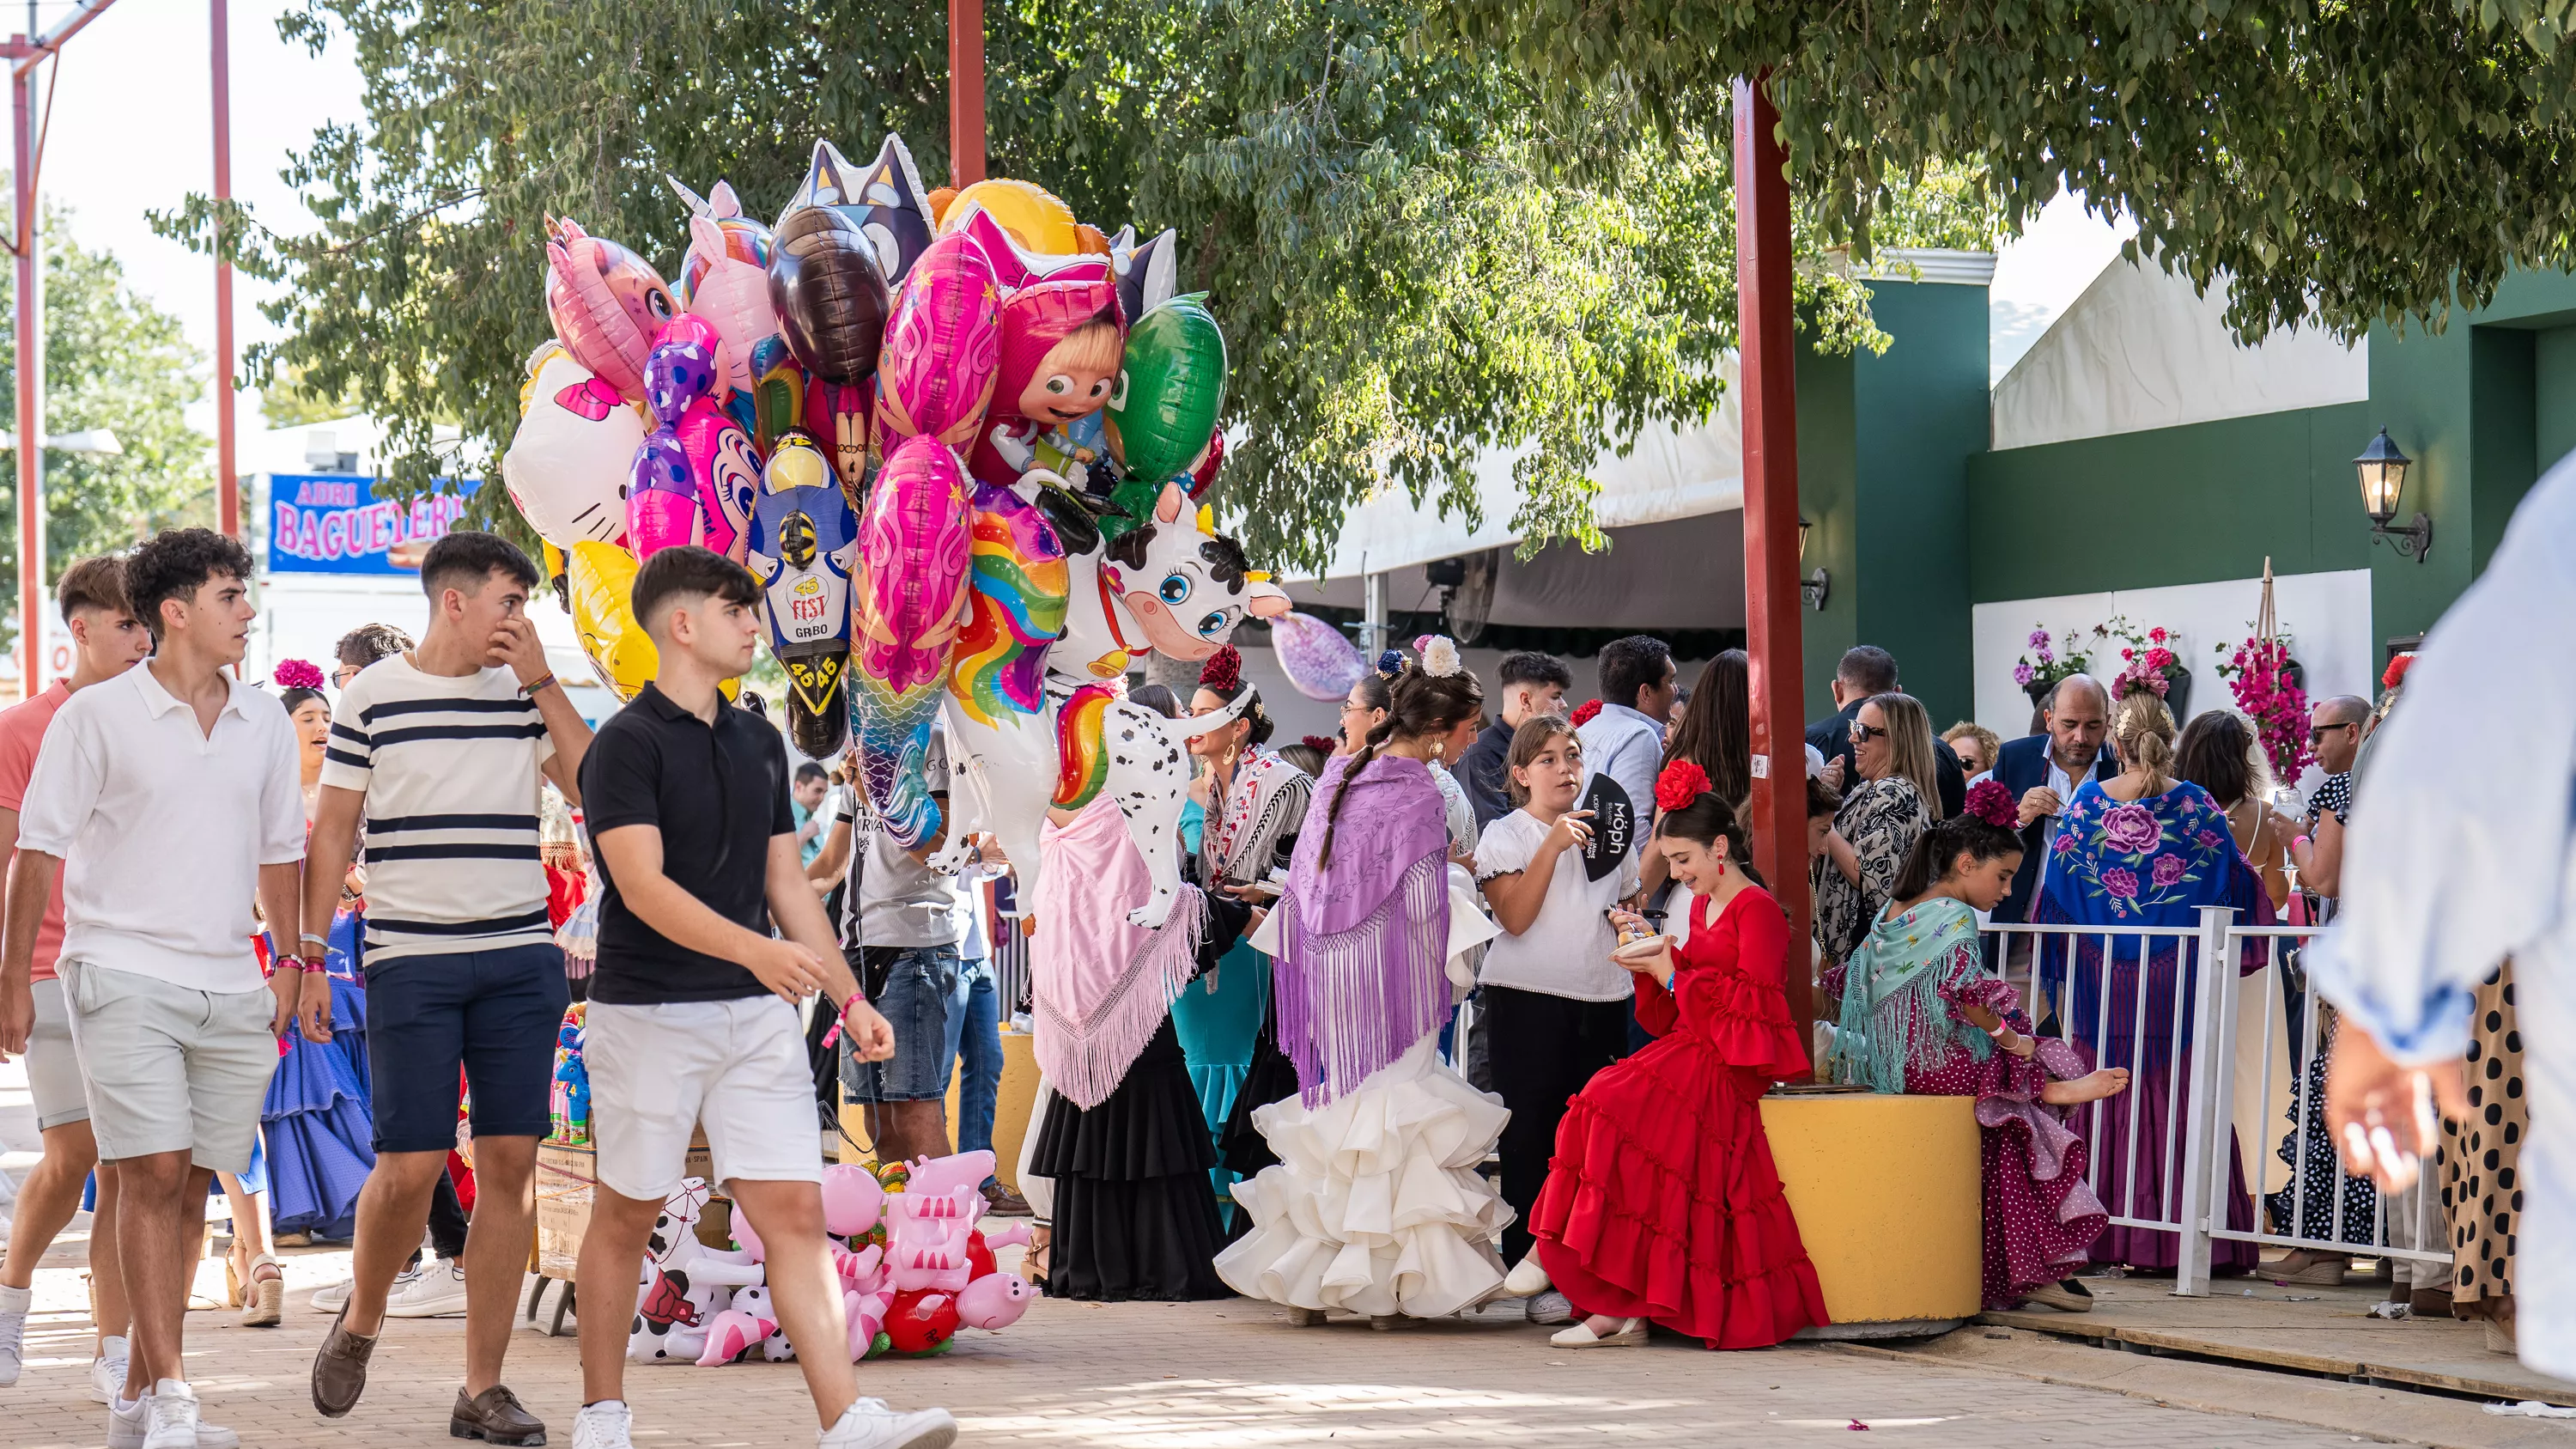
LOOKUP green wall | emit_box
[1797,278,1992,725]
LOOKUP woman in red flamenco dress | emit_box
[1527,763,1830,1349]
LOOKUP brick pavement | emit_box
[3,1243,2399,1449]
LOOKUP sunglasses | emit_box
[1850,721,1888,741]
[2306,721,2357,741]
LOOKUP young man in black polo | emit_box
[568,546,950,1449]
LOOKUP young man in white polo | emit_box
[303,531,592,1444]
[0,557,154,1399]
[4,528,313,1449]
[571,545,951,1449]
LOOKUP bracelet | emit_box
[519,672,558,699]
[297,954,330,974]
[2292,835,2312,851]
[299,932,330,949]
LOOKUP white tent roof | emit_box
[1991,259,2366,453]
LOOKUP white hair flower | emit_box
[1420,635,1461,679]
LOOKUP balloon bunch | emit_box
[503,137,1290,910]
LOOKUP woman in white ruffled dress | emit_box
[1214,642,1514,1323]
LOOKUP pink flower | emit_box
[2100,867,2141,901]
[2196,829,2222,851]
[2099,801,2161,855]
[2054,833,2077,855]
[2150,854,2187,888]
[2014,661,2036,686]
[2028,629,2050,649]
[2150,627,2168,643]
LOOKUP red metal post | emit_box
[1733,74,1812,1046]
[13,53,36,699]
[211,0,237,539]
[947,0,985,189]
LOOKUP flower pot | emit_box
[2165,671,2191,720]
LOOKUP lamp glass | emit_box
[2354,429,2410,524]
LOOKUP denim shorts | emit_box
[364,943,571,1154]
[843,943,960,1104]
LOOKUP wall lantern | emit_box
[1796,515,1829,610]
[2355,428,2432,563]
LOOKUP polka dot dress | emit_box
[2441,959,2523,1316]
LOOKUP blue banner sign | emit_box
[268,473,474,575]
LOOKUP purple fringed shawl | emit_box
[1274,753,1451,1106]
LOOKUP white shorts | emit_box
[60,959,276,1173]
[25,976,91,1130]
[584,995,821,1202]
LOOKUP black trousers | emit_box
[1481,984,1631,1265]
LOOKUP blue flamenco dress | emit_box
[261,910,376,1240]
[2033,776,2274,1271]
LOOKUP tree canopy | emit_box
[1439,0,2576,345]
[0,197,213,648]
[158,0,1992,571]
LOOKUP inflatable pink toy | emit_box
[820,1163,887,1239]
[628,315,756,562]
[873,231,1003,450]
[956,1274,1033,1331]
[544,218,677,402]
[680,211,780,399]
[853,435,973,698]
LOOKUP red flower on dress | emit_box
[1571,699,1603,728]
[1655,759,1710,813]
[1197,645,1242,692]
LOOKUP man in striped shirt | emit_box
[302,532,591,1446]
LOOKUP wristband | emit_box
[2292,835,2312,851]
[299,932,330,950]
[820,991,870,1050]
[297,954,330,974]
[519,672,558,699]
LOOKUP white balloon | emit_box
[503,344,643,548]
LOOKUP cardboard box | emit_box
[534,1135,725,1280]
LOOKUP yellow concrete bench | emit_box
[1761,1092,1983,1335]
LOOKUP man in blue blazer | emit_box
[1987,674,2117,925]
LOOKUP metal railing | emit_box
[1975,908,2442,1297]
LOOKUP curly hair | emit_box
[335,622,415,670]
[1317,662,1484,867]
[125,528,253,642]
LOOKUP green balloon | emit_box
[1107,294,1226,484]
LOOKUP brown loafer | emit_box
[311,1303,379,1417]
[451,1384,548,1446]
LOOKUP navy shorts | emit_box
[843,943,959,1104]
[364,943,571,1154]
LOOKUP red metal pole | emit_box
[14,53,36,699]
[1733,74,1812,1048]
[948,0,984,188]
[211,0,237,539]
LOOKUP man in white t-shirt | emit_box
[4,528,308,1449]
[304,533,592,1446]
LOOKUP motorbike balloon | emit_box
[747,432,860,758]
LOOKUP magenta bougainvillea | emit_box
[2216,632,2309,782]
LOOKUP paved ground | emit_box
[3,1233,2413,1449]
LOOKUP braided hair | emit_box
[1315,661,1484,868]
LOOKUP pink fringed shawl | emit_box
[1274,753,1451,1106]
[1029,795,1204,1110]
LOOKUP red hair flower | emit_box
[1197,644,1242,692]
[2381,652,2415,692]
[1656,759,1710,814]
[1299,734,1336,754]
[1965,778,2017,830]
[272,658,326,691]
[1571,699,1603,728]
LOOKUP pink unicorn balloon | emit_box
[627,314,756,562]
[544,218,678,402]
[873,230,1003,451]
[681,211,779,399]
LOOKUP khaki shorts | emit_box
[61,959,276,1172]
[24,976,90,1130]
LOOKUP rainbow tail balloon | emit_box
[948,481,1068,728]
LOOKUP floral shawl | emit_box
[1812,776,1932,963]
[1831,896,1990,1095]
[2034,778,2275,1068]
[1200,747,1312,887]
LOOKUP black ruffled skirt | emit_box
[1219,998,1302,1179]
[1030,1017,1232,1300]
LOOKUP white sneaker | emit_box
[819,1397,958,1449]
[308,1277,355,1312]
[572,1399,635,1449]
[385,1259,470,1318]
[106,1385,239,1449]
[142,1379,199,1449]
[0,1285,24,1386]
[90,1336,131,1403]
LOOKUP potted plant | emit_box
[2099,617,2190,717]
[2012,626,2091,715]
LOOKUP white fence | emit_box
[1978,908,2444,1297]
